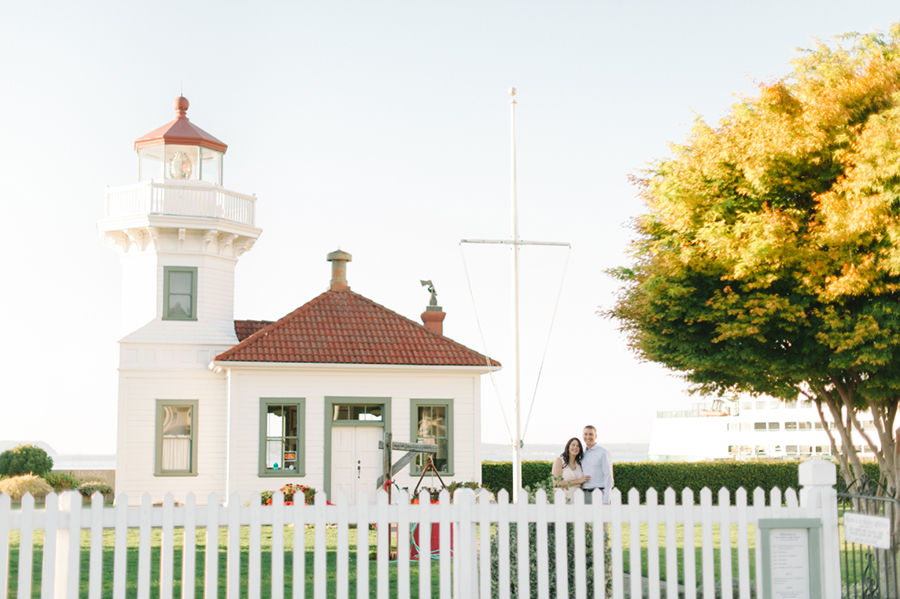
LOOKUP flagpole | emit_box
[460,87,570,503]
[509,87,523,503]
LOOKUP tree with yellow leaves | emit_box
[608,24,900,494]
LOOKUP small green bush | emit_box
[482,461,552,497]
[78,481,113,498]
[0,444,53,478]
[45,471,82,492]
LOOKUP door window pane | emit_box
[332,404,383,421]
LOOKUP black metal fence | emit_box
[839,484,900,599]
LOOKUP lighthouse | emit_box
[98,97,262,499]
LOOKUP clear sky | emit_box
[1,2,897,455]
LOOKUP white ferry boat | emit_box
[648,397,879,461]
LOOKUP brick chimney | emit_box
[326,250,352,291]
[420,279,445,335]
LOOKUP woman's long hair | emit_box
[560,437,584,467]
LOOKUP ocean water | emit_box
[482,443,648,463]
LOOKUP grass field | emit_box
[4,519,873,598]
[6,526,443,599]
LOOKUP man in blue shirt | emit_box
[581,425,613,504]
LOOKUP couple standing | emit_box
[551,425,613,504]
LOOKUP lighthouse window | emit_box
[165,145,200,181]
[163,267,197,320]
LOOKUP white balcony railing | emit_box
[105,181,257,227]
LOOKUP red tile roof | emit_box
[234,320,274,341]
[221,290,499,367]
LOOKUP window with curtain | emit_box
[155,400,198,475]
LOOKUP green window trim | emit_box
[259,398,307,477]
[410,398,454,476]
[155,399,199,477]
[163,266,198,321]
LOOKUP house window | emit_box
[410,399,453,475]
[259,399,306,477]
[332,404,383,421]
[155,400,198,476]
[163,266,198,320]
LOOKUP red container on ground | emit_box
[411,523,453,561]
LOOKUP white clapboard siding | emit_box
[0,463,841,599]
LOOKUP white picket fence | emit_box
[0,460,841,599]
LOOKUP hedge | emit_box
[481,460,881,505]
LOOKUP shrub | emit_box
[482,461,552,497]
[483,459,858,505]
[0,474,53,500]
[78,481,113,498]
[0,444,53,478]
[45,471,82,493]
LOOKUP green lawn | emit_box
[6,525,445,599]
[4,517,871,597]
[619,522,757,588]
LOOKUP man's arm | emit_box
[601,449,614,503]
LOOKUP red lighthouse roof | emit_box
[134,96,228,153]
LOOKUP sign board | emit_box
[759,518,822,599]
[283,452,296,462]
[844,512,891,549]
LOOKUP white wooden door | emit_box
[331,426,383,503]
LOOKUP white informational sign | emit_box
[844,512,892,549]
[769,528,810,599]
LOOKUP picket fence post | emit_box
[798,458,840,599]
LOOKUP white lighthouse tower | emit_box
[98,97,262,502]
